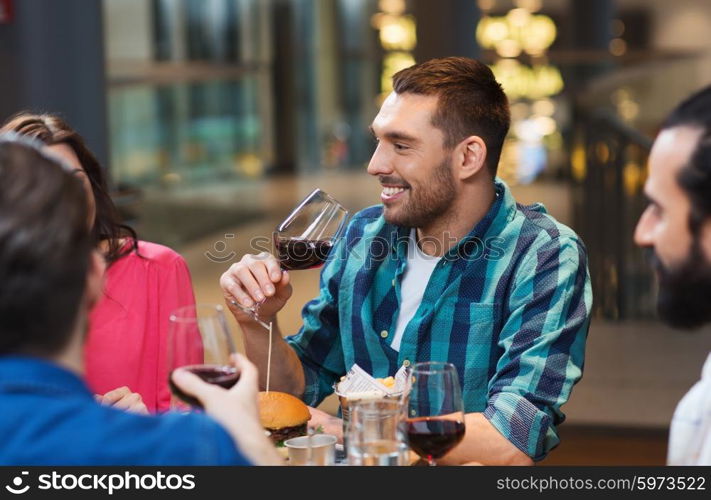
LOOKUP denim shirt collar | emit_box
[0,355,93,399]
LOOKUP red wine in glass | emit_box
[274,238,334,270]
[169,364,240,408]
[407,361,466,465]
[234,189,348,322]
[406,418,465,461]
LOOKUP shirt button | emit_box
[380,330,388,338]
[391,279,396,287]
[403,359,411,367]
[410,409,417,417]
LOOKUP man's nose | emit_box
[634,207,654,247]
[366,144,392,177]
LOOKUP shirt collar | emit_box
[702,352,711,380]
[390,178,517,260]
[0,355,93,399]
[448,178,516,256]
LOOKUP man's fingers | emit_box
[250,260,277,298]
[234,266,266,303]
[263,256,283,283]
[274,271,292,301]
[171,368,218,405]
[223,277,255,309]
[230,353,258,391]
[279,271,290,287]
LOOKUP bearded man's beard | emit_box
[651,240,711,329]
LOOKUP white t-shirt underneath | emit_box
[667,352,711,465]
[390,230,441,352]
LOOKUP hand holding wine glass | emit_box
[167,304,239,410]
[406,362,466,466]
[171,352,284,465]
[221,252,293,327]
[220,188,348,326]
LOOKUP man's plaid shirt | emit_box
[286,179,592,460]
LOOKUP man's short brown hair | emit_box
[392,57,510,176]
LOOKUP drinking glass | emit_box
[167,304,238,410]
[346,400,410,466]
[406,362,465,466]
[232,188,349,325]
[334,382,407,453]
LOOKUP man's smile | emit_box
[381,185,408,202]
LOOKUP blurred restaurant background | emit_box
[2,0,711,464]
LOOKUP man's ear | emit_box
[85,250,106,310]
[456,136,488,180]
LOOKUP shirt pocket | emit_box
[462,302,499,404]
[468,302,498,343]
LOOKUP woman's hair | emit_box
[0,112,137,264]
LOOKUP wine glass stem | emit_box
[229,300,270,330]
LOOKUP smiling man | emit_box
[221,57,592,464]
[634,85,711,465]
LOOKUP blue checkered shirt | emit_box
[286,179,592,460]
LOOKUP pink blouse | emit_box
[85,241,196,413]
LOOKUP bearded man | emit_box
[634,85,711,465]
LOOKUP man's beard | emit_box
[383,157,457,229]
[651,239,711,329]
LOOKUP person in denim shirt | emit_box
[0,136,281,466]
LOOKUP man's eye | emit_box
[394,143,408,151]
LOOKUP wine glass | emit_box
[167,304,238,410]
[406,362,465,466]
[231,188,349,325]
[273,188,349,270]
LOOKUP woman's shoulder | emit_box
[129,240,187,268]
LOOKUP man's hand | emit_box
[171,353,284,466]
[96,386,149,415]
[219,253,305,397]
[220,253,292,324]
[308,406,344,443]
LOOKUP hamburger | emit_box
[257,391,311,446]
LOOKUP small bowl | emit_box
[284,434,337,466]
